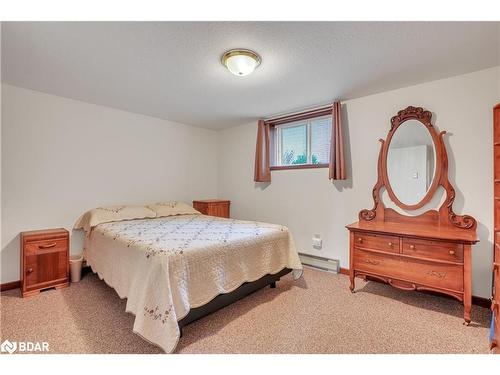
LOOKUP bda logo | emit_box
[1,339,17,354]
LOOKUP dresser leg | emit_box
[463,244,472,325]
[349,231,355,292]
[463,299,471,325]
[349,273,355,293]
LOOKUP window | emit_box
[271,115,332,170]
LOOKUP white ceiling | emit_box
[2,22,499,130]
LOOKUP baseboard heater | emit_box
[298,252,340,273]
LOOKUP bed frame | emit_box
[178,267,291,333]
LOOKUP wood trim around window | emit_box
[265,106,332,127]
[270,163,329,171]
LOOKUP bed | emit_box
[76,202,303,353]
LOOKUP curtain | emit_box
[254,119,271,182]
[329,101,346,180]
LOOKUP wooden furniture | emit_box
[20,228,69,298]
[492,233,500,353]
[193,199,230,218]
[346,106,478,324]
[492,104,500,352]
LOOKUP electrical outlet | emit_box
[312,234,322,250]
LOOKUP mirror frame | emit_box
[359,106,476,230]
[382,109,441,210]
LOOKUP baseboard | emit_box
[472,295,492,309]
[0,266,92,293]
[1,280,20,292]
[339,268,492,308]
[339,267,349,275]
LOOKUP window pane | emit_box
[281,124,307,165]
[311,117,332,164]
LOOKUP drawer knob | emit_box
[357,238,363,244]
[409,245,415,250]
[388,242,393,247]
[27,268,33,274]
[449,250,455,255]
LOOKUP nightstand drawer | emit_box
[25,238,68,256]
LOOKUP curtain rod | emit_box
[264,100,345,123]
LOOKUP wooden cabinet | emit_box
[20,228,69,297]
[193,200,230,218]
[492,104,500,352]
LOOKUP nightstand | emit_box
[193,199,231,218]
[20,228,69,297]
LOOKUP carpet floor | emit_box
[0,267,492,354]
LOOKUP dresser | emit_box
[347,221,477,323]
[347,106,478,324]
[193,199,230,218]
[20,228,69,297]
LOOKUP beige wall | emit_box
[218,67,500,298]
[2,67,499,297]
[1,84,219,283]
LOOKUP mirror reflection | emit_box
[387,120,436,206]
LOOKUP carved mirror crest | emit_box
[359,106,476,231]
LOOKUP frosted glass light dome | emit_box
[222,49,261,76]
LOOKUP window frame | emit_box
[267,106,332,171]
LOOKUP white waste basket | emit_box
[70,255,84,283]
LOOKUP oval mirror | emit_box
[386,119,436,206]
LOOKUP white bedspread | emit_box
[84,214,302,353]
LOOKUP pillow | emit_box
[74,205,157,233]
[147,201,200,218]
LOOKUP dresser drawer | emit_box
[25,238,68,256]
[402,238,463,263]
[354,233,399,254]
[354,248,406,279]
[404,257,464,292]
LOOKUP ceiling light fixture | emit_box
[221,49,261,77]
